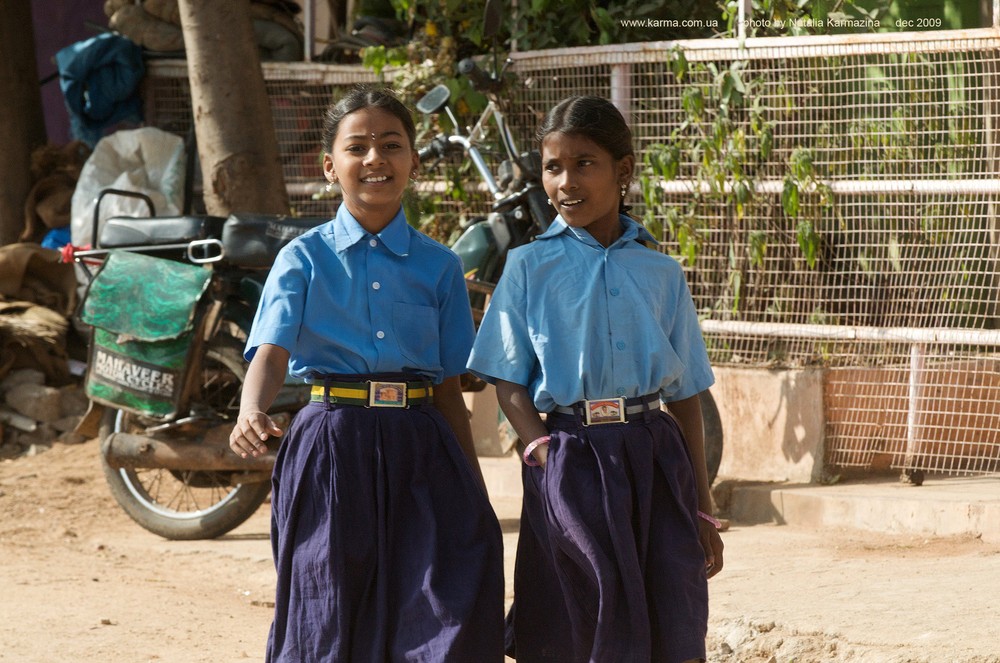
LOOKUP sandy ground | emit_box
[2,438,1000,663]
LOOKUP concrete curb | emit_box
[727,476,1000,543]
[482,453,1000,544]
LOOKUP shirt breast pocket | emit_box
[392,302,439,367]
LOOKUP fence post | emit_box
[610,63,632,124]
[903,343,926,477]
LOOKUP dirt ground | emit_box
[2,438,1000,663]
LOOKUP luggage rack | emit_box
[68,188,329,280]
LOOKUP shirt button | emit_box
[369,239,378,248]
[616,387,626,396]
[616,341,626,350]
[376,330,385,339]
[610,288,620,296]
[372,281,381,290]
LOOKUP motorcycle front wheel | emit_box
[99,342,272,540]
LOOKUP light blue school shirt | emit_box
[245,204,475,383]
[467,214,714,412]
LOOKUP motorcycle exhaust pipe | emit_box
[101,415,288,473]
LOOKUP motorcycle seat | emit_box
[221,213,329,268]
[98,215,227,249]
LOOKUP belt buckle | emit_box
[368,381,408,407]
[583,398,626,425]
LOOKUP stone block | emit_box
[5,383,63,424]
[712,366,826,483]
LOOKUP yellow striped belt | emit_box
[310,380,433,408]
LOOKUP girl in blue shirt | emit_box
[468,96,724,663]
[229,86,503,662]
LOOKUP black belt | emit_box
[310,379,434,408]
[552,393,661,425]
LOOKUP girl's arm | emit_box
[667,392,725,578]
[495,379,549,466]
[433,375,487,493]
[229,343,290,458]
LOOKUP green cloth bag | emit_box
[80,251,212,419]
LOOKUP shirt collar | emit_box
[333,204,411,256]
[536,214,657,248]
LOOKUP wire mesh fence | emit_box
[143,28,1000,476]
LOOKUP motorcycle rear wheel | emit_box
[99,342,271,540]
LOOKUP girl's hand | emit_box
[699,520,725,579]
[529,443,548,468]
[229,411,284,458]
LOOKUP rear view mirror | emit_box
[416,84,451,115]
[483,0,502,40]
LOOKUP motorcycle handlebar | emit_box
[417,144,437,163]
[458,58,501,94]
[418,135,449,163]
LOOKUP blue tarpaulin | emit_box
[56,33,145,147]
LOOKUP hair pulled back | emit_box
[536,96,635,212]
[536,96,634,161]
[321,84,416,153]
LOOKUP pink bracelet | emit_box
[522,435,551,467]
[697,510,722,529]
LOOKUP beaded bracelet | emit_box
[522,435,551,467]
[697,510,722,529]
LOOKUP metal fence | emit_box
[143,28,1000,477]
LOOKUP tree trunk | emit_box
[176,0,289,216]
[0,3,47,246]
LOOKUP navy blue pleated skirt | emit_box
[507,409,708,663]
[265,396,505,662]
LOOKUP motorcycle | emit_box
[70,188,320,540]
[415,61,554,323]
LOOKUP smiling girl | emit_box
[229,85,504,662]
[469,95,725,662]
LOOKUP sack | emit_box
[78,251,211,419]
[70,127,186,249]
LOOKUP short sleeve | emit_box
[437,254,477,379]
[467,254,536,386]
[663,273,714,401]
[244,244,310,362]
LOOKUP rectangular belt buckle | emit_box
[368,381,408,407]
[584,398,626,425]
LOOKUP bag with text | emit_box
[78,250,212,419]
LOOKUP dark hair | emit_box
[536,96,635,212]
[321,84,417,153]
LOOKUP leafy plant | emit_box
[640,47,775,314]
[781,147,833,270]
